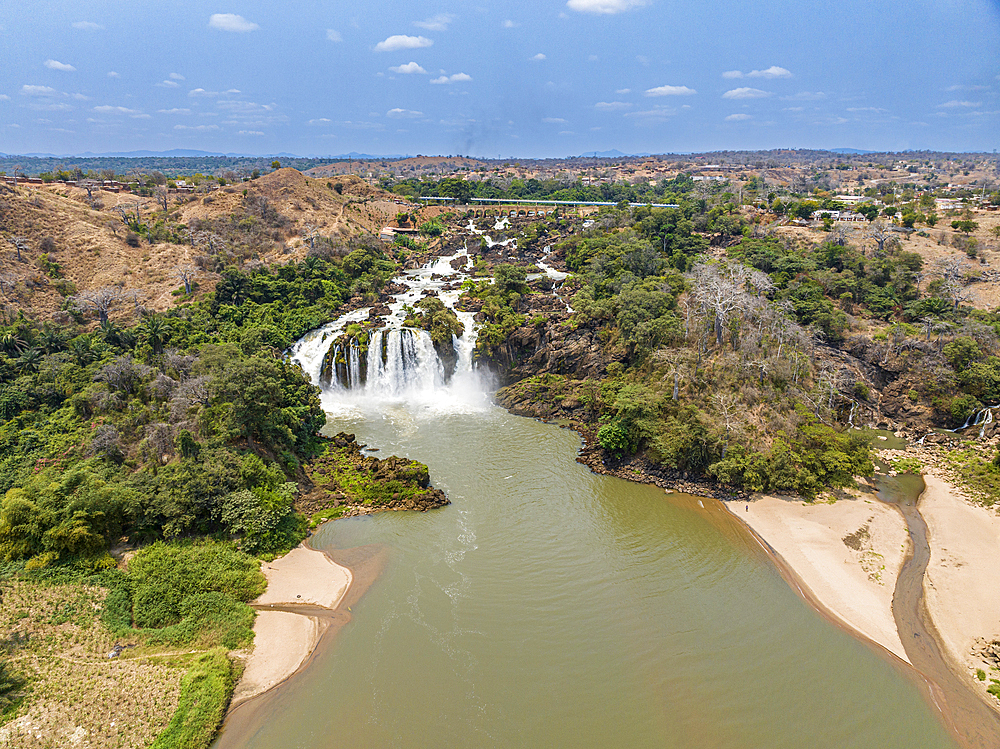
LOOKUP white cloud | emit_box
[595,101,632,110]
[390,62,428,74]
[44,59,76,72]
[93,105,139,114]
[645,85,696,97]
[503,20,519,28]
[374,35,432,52]
[131,113,152,119]
[156,80,180,88]
[430,72,472,84]
[71,21,103,31]
[588,54,599,62]
[70,93,88,100]
[615,88,631,94]
[725,113,752,121]
[169,72,185,80]
[158,108,191,114]
[238,130,264,135]
[748,66,791,79]
[723,66,792,80]
[208,14,259,33]
[414,14,455,31]
[938,100,980,108]
[781,91,825,101]
[0,95,9,101]
[307,118,332,125]
[107,71,119,78]
[566,0,649,14]
[326,29,342,42]
[20,85,58,96]
[542,117,567,123]
[174,124,220,131]
[530,53,546,61]
[188,88,218,97]
[217,100,276,113]
[386,108,423,118]
[722,87,771,99]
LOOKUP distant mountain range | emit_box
[0,150,408,160]
[580,149,653,158]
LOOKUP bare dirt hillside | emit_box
[0,169,403,323]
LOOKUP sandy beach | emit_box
[921,473,1000,685]
[231,544,352,707]
[725,494,910,663]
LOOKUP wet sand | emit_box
[230,544,352,708]
[723,494,909,661]
[725,479,1000,749]
[921,474,1000,690]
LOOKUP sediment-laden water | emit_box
[215,237,962,748]
[216,408,957,749]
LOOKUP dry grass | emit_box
[0,168,403,324]
[0,579,194,749]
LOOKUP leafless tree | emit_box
[712,392,743,457]
[302,223,320,250]
[0,273,19,295]
[113,201,142,230]
[654,348,690,401]
[90,424,124,463]
[96,355,151,394]
[7,236,28,263]
[70,287,126,325]
[155,186,169,211]
[864,220,898,256]
[934,257,973,309]
[174,265,198,294]
[80,178,101,203]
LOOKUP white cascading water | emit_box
[290,225,516,416]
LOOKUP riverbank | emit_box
[920,473,1000,702]
[230,545,352,707]
[722,493,910,663]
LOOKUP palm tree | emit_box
[141,314,167,356]
[17,347,42,374]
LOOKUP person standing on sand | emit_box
[746,503,748,512]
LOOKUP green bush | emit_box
[149,648,234,749]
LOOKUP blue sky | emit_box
[1,0,998,157]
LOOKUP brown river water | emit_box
[213,405,966,749]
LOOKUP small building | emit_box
[379,227,397,242]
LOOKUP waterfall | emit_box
[363,328,443,398]
[290,241,492,415]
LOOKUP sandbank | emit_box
[231,611,326,706]
[725,494,909,663]
[231,544,352,708]
[921,473,1000,679]
[255,544,352,608]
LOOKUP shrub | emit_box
[149,648,234,749]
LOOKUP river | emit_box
[215,232,964,748]
[216,404,958,749]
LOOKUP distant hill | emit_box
[580,150,652,158]
[829,148,878,155]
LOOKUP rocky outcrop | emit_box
[301,433,449,518]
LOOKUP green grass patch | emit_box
[149,647,235,749]
[889,456,923,474]
[310,505,345,528]
[943,449,1000,507]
